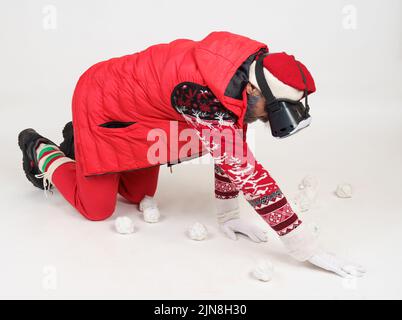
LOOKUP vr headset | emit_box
[255,53,312,139]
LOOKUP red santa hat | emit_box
[248,52,316,101]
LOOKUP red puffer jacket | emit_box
[72,31,268,176]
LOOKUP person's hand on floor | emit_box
[220,218,268,243]
[280,223,366,278]
[307,249,366,278]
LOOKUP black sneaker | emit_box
[18,128,59,190]
[59,121,75,160]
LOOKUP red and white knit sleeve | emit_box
[180,112,302,237]
[171,82,302,236]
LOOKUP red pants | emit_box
[52,161,160,221]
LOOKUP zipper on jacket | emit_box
[167,162,174,174]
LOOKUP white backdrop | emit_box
[1,0,401,104]
[0,0,401,299]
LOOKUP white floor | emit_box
[1,98,402,300]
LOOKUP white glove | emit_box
[281,223,366,278]
[280,223,320,261]
[215,197,268,243]
[220,218,268,243]
[308,249,366,278]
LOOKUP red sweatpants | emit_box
[52,161,160,221]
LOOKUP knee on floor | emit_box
[80,204,116,221]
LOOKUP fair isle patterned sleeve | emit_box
[214,164,239,200]
[171,82,302,236]
[214,122,246,201]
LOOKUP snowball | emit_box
[187,222,208,241]
[139,196,160,223]
[252,260,274,282]
[292,192,313,212]
[143,207,161,223]
[298,175,319,190]
[292,175,319,212]
[114,216,135,234]
[335,183,353,198]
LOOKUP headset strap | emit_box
[295,62,310,114]
[255,53,279,112]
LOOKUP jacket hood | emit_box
[193,31,268,125]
